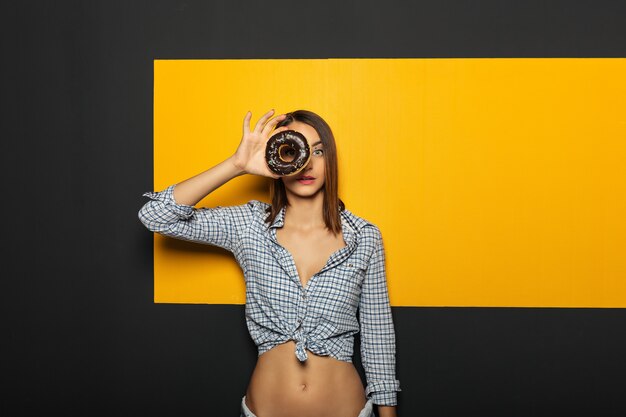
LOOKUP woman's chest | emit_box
[238,228,370,313]
[275,227,347,288]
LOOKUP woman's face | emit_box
[280,121,326,198]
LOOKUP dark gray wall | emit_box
[2,1,625,416]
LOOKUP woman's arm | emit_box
[377,405,398,417]
[170,155,245,206]
[359,226,402,413]
[172,109,287,205]
[138,109,289,251]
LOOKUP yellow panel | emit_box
[153,58,626,307]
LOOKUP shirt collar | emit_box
[268,205,360,248]
[269,205,287,229]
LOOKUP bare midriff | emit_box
[245,340,367,417]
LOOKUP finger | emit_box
[262,113,288,137]
[262,126,289,145]
[243,111,251,135]
[253,109,275,134]
[268,170,281,179]
[266,125,290,140]
[253,109,275,133]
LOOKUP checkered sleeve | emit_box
[359,227,401,406]
[138,183,256,252]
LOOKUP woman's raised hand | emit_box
[232,109,289,179]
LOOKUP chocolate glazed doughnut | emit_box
[265,130,311,176]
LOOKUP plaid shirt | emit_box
[138,184,401,406]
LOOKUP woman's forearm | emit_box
[170,109,287,206]
[172,155,245,206]
[377,405,398,417]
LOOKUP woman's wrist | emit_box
[377,405,398,417]
[227,154,247,177]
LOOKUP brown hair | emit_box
[264,109,345,235]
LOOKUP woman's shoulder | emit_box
[340,207,382,239]
[244,199,271,215]
[246,199,271,208]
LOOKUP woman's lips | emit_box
[297,177,315,184]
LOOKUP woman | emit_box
[138,109,401,417]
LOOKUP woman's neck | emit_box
[283,190,325,230]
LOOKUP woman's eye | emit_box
[313,149,324,156]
